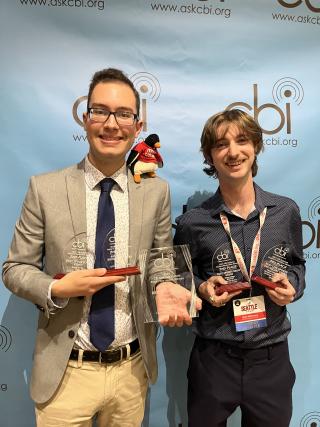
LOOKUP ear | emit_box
[83,112,88,130]
[134,119,143,138]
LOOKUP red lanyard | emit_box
[219,208,267,282]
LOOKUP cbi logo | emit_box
[225,77,303,135]
[130,72,161,133]
[273,246,289,258]
[217,249,230,261]
[278,0,320,12]
[72,96,87,128]
[153,251,175,269]
[72,239,85,249]
[300,411,320,426]
[303,197,320,260]
[0,325,12,352]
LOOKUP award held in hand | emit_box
[252,244,291,290]
[54,232,140,279]
[139,245,198,323]
[211,243,252,295]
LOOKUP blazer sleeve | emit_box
[143,181,175,287]
[2,176,53,318]
[152,181,173,250]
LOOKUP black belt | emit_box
[70,339,140,364]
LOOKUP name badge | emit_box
[233,296,267,332]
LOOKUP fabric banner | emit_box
[0,0,319,425]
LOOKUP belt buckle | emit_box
[106,346,122,363]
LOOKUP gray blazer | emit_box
[2,160,173,404]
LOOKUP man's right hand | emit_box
[198,275,242,308]
[51,268,125,298]
[156,282,202,327]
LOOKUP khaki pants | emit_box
[35,351,148,427]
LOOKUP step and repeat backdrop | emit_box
[0,0,319,426]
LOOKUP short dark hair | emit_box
[87,68,140,115]
[201,109,264,178]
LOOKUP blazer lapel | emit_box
[66,162,86,238]
[65,164,144,267]
[128,170,144,265]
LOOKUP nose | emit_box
[103,112,119,129]
[227,141,240,157]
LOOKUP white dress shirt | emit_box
[50,156,137,350]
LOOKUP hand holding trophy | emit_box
[139,245,201,326]
[252,244,296,306]
[51,232,138,298]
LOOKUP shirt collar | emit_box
[84,156,127,192]
[253,183,277,212]
[206,182,277,217]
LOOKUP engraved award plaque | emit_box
[211,243,251,295]
[53,232,140,279]
[139,245,198,323]
[54,233,88,279]
[101,229,140,276]
[252,243,291,290]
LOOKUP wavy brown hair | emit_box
[201,109,264,178]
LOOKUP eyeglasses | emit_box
[87,107,138,126]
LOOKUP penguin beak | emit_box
[155,142,161,148]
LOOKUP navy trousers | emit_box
[188,337,295,427]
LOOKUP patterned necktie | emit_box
[89,178,115,351]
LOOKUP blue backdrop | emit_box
[1,0,319,426]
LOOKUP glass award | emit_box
[251,243,291,290]
[139,245,198,323]
[101,229,140,276]
[53,233,88,279]
[53,232,140,279]
[211,243,251,294]
[211,243,243,283]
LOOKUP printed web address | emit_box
[150,3,231,18]
[19,0,105,10]
[73,134,87,142]
[272,12,320,24]
[263,137,298,148]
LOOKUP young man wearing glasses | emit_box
[2,68,199,426]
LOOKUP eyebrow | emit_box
[90,103,134,112]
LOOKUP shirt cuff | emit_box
[194,275,204,290]
[47,280,69,310]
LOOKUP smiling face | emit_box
[210,123,256,186]
[83,81,142,175]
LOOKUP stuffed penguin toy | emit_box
[127,134,163,183]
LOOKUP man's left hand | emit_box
[266,273,296,306]
[156,282,202,327]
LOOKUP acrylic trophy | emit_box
[139,245,198,323]
[211,243,251,295]
[53,233,88,279]
[100,229,140,276]
[251,243,291,290]
[54,231,140,279]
